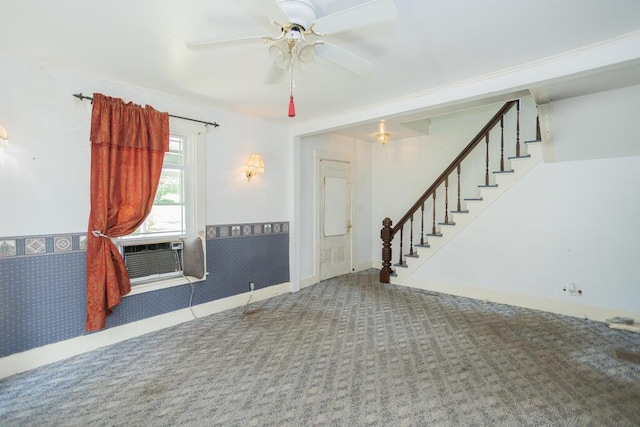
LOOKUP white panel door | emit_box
[320,159,352,280]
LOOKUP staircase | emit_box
[380,100,542,285]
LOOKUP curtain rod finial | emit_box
[73,92,94,104]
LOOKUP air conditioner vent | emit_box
[121,241,183,283]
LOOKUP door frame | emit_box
[315,150,354,282]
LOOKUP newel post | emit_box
[380,217,393,283]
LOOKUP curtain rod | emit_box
[72,93,220,128]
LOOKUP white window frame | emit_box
[120,117,207,296]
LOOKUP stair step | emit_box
[386,103,540,286]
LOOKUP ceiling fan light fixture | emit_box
[269,43,289,64]
[298,43,316,63]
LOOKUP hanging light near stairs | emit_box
[377,120,390,144]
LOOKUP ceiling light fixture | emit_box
[376,132,391,145]
[376,120,390,145]
[272,25,321,118]
[264,1,324,118]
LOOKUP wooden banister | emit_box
[390,101,517,236]
[380,100,519,283]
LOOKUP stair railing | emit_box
[380,100,520,283]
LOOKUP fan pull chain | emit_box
[288,59,296,117]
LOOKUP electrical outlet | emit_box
[563,283,581,296]
[249,281,255,291]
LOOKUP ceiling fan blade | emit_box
[230,0,289,26]
[313,0,397,35]
[314,42,373,75]
[271,0,294,24]
[186,35,267,49]
[265,63,286,84]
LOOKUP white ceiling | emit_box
[1,0,640,134]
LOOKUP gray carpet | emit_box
[1,269,639,426]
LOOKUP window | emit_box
[119,118,206,295]
[132,134,187,238]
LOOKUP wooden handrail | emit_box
[380,100,520,283]
[390,100,517,237]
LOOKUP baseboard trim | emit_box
[354,261,377,272]
[300,262,376,290]
[401,277,639,324]
[300,275,318,289]
[193,282,291,318]
[0,282,291,379]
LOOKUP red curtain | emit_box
[85,93,169,331]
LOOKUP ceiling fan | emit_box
[186,0,397,117]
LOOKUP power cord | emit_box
[175,250,198,320]
[183,273,198,320]
[241,283,255,315]
[180,242,255,319]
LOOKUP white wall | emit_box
[353,137,373,271]
[408,87,640,320]
[298,133,372,282]
[0,52,288,238]
[549,84,640,162]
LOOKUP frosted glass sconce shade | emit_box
[0,123,8,148]
[245,153,265,181]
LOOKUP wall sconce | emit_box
[376,120,390,145]
[0,122,8,148]
[245,153,265,182]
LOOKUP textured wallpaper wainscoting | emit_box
[0,223,289,358]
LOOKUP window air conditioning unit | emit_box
[121,241,184,284]
[120,236,206,285]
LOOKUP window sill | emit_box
[125,274,207,296]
